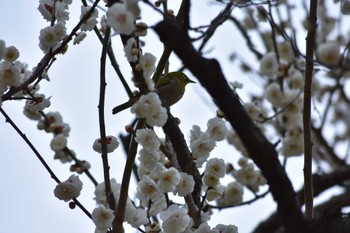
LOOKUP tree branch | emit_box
[154,16,308,233]
[303,0,318,220]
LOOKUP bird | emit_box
[112,72,195,115]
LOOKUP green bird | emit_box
[112,72,195,115]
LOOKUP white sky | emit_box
[0,1,333,233]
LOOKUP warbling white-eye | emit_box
[112,72,195,114]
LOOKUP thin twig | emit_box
[81,0,133,98]
[303,0,318,220]
[1,0,101,101]
[113,119,145,233]
[99,26,117,211]
[0,107,91,219]
[210,189,270,209]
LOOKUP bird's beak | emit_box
[189,79,196,84]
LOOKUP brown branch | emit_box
[113,119,144,233]
[162,111,202,227]
[0,107,92,219]
[303,0,318,220]
[1,0,101,102]
[253,165,350,233]
[154,13,308,233]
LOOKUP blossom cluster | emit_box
[92,178,149,232]
[9,1,346,233]
[131,91,168,127]
[0,41,31,103]
[190,117,228,167]
[106,1,140,35]
[231,158,266,192]
[257,39,305,157]
[54,174,83,202]
[93,135,120,154]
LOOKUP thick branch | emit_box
[154,17,307,233]
[162,111,202,226]
[253,165,350,233]
[303,0,318,220]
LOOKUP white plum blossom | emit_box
[54,150,73,163]
[39,23,67,53]
[3,46,19,62]
[54,175,83,201]
[124,37,140,62]
[139,52,157,78]
[193,223,216,233]
[131,92,167,127]
[259,52,279,76]
[38,0,54,21]
[148,196,167,216]
[277,41,295,63]
[0,61,21,86]
[206,117,228,141]
[213,224,239,233]
[146,105,168,127]
[244,101,266,122]
[264,82,284,107]
[190,125,203,142]
[144,74,155,91]
[286,69,304,89]
[136,175,162,205]
[190,130,216,167]
[281,129,304,157]
[158,167,181,193]
[45,111,63,125]
[174,172,195,196]
[73,32,87,45]
[53,22,67,41]
[205,158,226,178]
[134,128,160,151]
[94,178,121,206]
[138,148,162,172]
[233,163,259,187]
[125,207,149,228]
[107,3,135,35]
[54,1,70,22]
[202,173,220,188]
[217,181,244,206]
[131,92,160,117]
[137,164,152,180]
[80,5,99,31]
[316,41,341,67]
[92,135,119,153]
[39,26,58,52]
[206,185,225,202]
[50,134,67,152]
[281,90,303,117]
[92,205,114,231]
[126,0,141,18]
[70,160,91,174]
[55,122,71,137]
[23,108,41,121]
[159,204,192,233]
[24,94,51,112]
